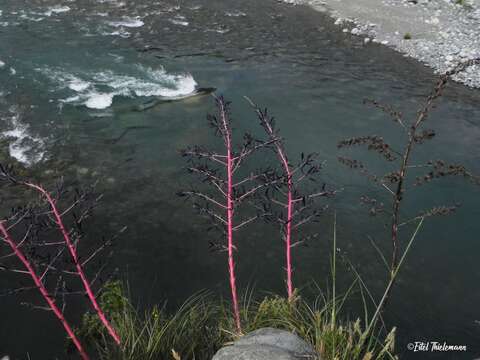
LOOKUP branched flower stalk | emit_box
[246,97,335,301]
[23,182,121,345]
[179,96,278,332]
[338,59,480,344]
[0,165,122,357]
[0,221,90,360]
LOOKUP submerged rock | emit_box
[212,328,318,360]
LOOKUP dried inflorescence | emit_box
[179,95,278,332]
[337,135,397,161]
[413,129,436,144]
[415,160,480,185]
[363,99,404,126]
[360,195,385,217]
[337,59,480,321]
[0,166,123,359]
[337,156,365,170]
[248,99,334,300]
[382,171,401,184]
[420,205,460,218]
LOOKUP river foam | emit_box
[1,108,46,166]
[107,16,144,28]
[43,6,71,17]
[38,65,198,109]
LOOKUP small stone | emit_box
[364,37,371,44]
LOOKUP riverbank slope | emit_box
[283,0,480,87]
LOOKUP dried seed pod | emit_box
[338,135,397,161]
[420,204,460,218]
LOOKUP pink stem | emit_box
[0,222,90,360]
[24,183,121,345]
[285,172,294,300]
[277,150,294,300]
[260,116,294,300]
[219,102,241,332]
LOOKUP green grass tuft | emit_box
[78,282,397,360]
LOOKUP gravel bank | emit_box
[281,0,480,88]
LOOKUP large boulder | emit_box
[212,327,318,360]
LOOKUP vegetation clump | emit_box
[79,281,397,360]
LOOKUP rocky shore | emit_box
[281,0,480,88]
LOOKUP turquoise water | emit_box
[0,1,480,358]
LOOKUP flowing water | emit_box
[0,0,479,359]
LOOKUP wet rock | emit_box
[212,328,318,360]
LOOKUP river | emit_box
[0,0,479,359]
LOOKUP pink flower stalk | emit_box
[180,96,277,333]
[24,182,121,345]
[248,99,332,301]
[255,110,295,300]
[277,150,294,300]
[218,100,241,332]
[0,221,90,360]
